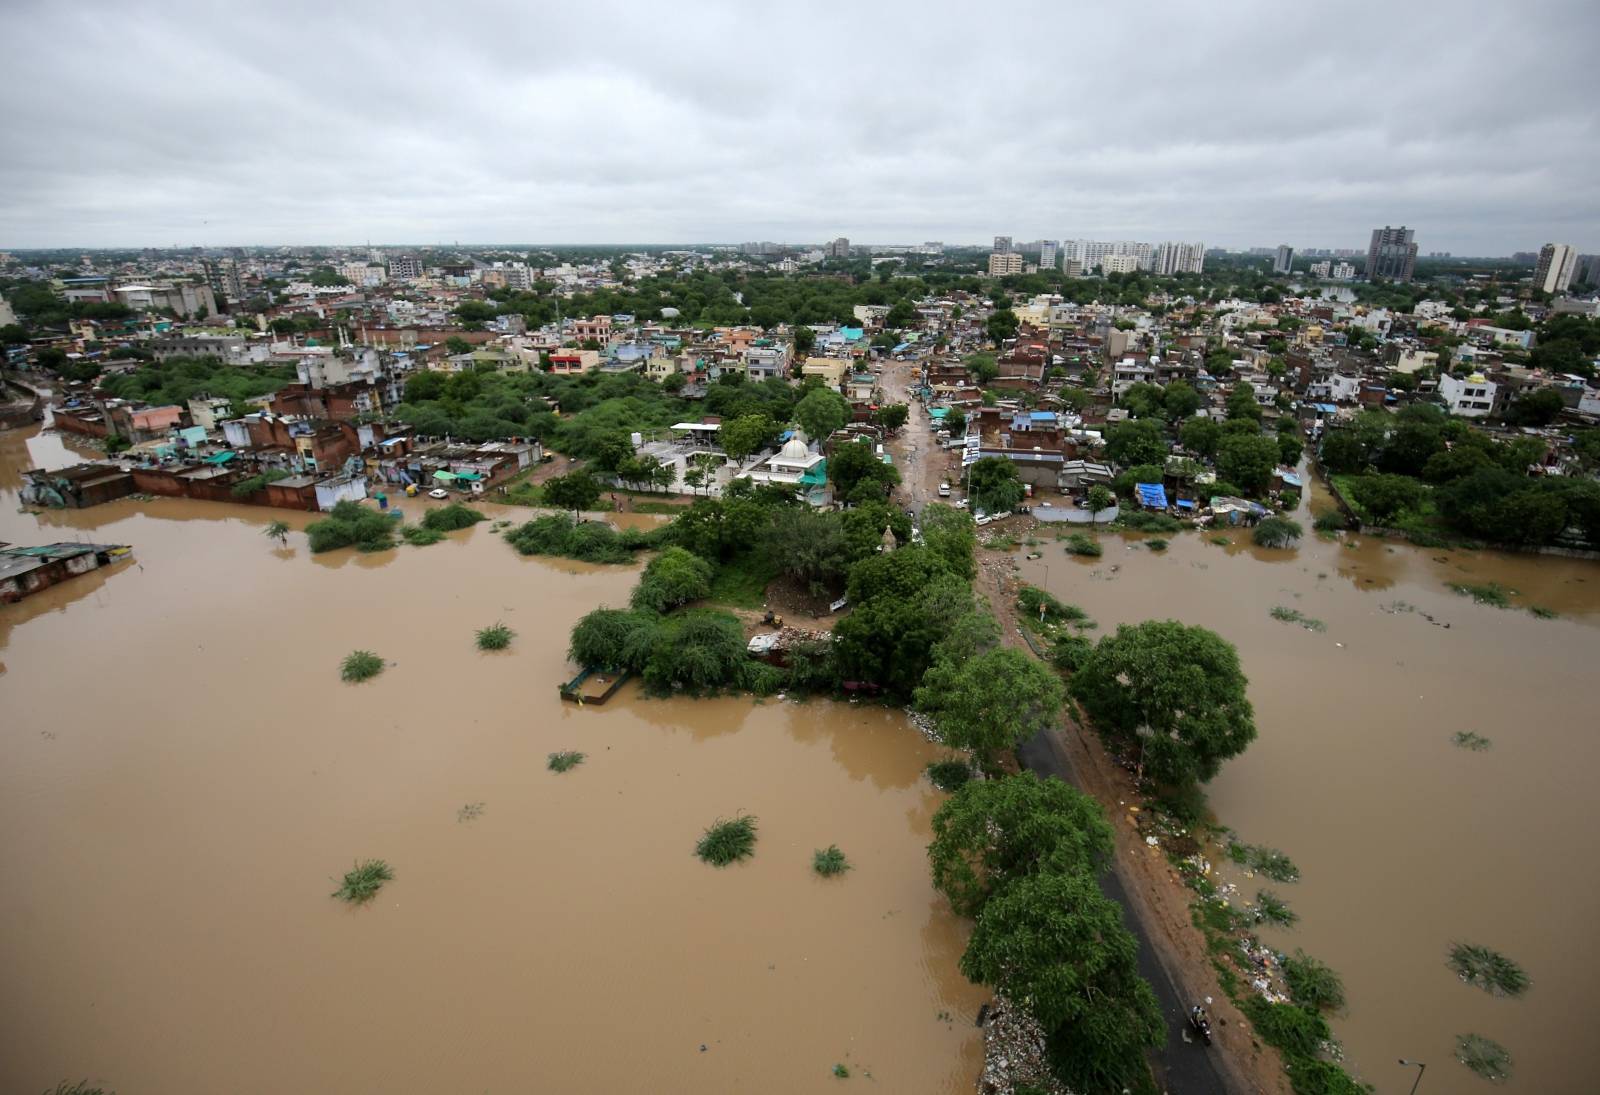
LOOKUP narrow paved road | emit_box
[883,360,1230,1093]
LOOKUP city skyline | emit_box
[1,0,1597,253]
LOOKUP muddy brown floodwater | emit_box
[0,424,986,1094]
[1017,476,1600,1094]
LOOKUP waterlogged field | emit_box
[0,425,985,1094]
[1021,488,1600,1094]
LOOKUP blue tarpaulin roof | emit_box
[1176,498,1196,509]
[1135,483,1168,509]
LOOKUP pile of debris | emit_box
[977,996,1070,1095]
[906,708,942,743]
[745,625,831,660]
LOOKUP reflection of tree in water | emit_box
[619,692,752,742]
[917,892,991,1018]
[785,702,921,791]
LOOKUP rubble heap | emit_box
[977,996,1071,1095]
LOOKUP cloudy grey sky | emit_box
[2,0,1597,254]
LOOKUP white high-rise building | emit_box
[988,252,1024,276]
[1152,241,1206,276]
[1101,254,1139,274]
[1533,243,1577,294]
[993,236,1013,255]
[1273,245,1295,275]
[1039,240,1058,270]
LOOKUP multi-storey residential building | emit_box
[1438,372,1497,417]
[825,237,850,259]
[388,255,422,280]
[993,236,1013,255]
[1100,254,1139,274]
[1152,241,1205,275]
[203,258,243,303]
[337,262,387,287]
[569,315,612,344]
[1366,226,1417,282]
[1039,240,1058,270]
[1309,261,1332,278]
[1273,245,1295,275]
[1533,243,1577,294]
[988,252,1023,276]
[743,343,791,381]
[1332,261,1356,280]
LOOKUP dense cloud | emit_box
[1,0,1596,253]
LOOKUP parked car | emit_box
[938,481,951,497]
[428,488,449,499]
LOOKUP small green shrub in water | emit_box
[1452,731,1492,751]
[1455,1033,1513,1083]
[1283,950,1346,1013]
[1146,537,1169,551]
[1210,534,1231,545]
[476,622,514,650]
[547,751,585,773]
[813,845,851,877]
[1448,582,1512,608]
[307,500,395,553]
[1118,510,1182,533]
[695,814,758,866]
[1528,605,1557,619]
[1239,998,1329,1059]
[400,524,445,546]
[340,650,384,683]
[1063,533,1102,557]
[1254,890,1298,927]
[1228,840,1300,882]
[1270,606,1326,632]
[1448,943,1529,997]
[926,760,972,791]
[1252,516,1303,548]
[832,1064,850,1079]
[1312,509,1348,533]
[332,858,393,903]
[421,502,487,532]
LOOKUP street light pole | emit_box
[1398,1059,1426,1095]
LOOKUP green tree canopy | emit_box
[928,772,1112,917]
[630,546,714,613]
[719,413,780,462]
[1104,418,1167,467]
[795,387,850,441]
[968,456,1024,514]
[1179,415,1223,458]
[542,470,603,513]
[1217,431,1280,495]
[1070,620,1257,786]
[915,648,1065,770]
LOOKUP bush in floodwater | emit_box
[1448,943,1529,997]
[420,502,486,532]
[630,546,714,613]
[476,622,514,650]
[1063,533,1102,557]
[1209,534,1231,545]
[1283,950,1346,1013]
[1452,730,1492,751]
[1016,584,1091,625]
[332,858,393,903]
[568,608,661,673]
[506,513,641,563]
[306,500,395,553]
[926,760,971,792]
[1455,1033,1513,1083]
[1228,840,1300,882]
[1312,509,1349,533]
[643,610,749,694]
[1448,581,1512,608]
[1050,633,1094,672]
[547,751,585,773]
[1253,889,1297,927]
[1239,998,1329,1060]
[813,845,850,877]
[1146,537,1169,551]
[832,1064,850,1079]
[784,636,839,695]
[1270,605,1326,631]
[339,650,384,683]
[1528,605,1557,619]
[744,662,787,696]
[400,524,445,546]
[695,814,758,866]
[1118,510,1182,533]
[1252,516,1303,548]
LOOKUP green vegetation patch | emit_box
[505,513,661,563]
[812,845,851,877]
[832,1064,850,1079]
[1117,510,1183,533]
[1253,889,1298,927]
[1283,950,1346,1013]
[1270,606,1326,632]
[476,622,514,650]
[400,524,445,546]
[695,814,758,866]
[332,858,393,903]
[926,760,972,792]
[1448,943,1529,997]
[1455,1033,1513,1083]
[421,502,487,532]
[307,500,395,553]
[1252,516,1303,548]
[1448,582,1512,608]
[1227,840,1301,882]
[231,469,291,498]
[547,751,586,773]
[1146,537,1169,551]
[1452,730,1492,751]
[339,650,384,683]
[1063,532,1102,557]
[1528,605,1558,619]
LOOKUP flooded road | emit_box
[0,426,985,1094]
[1019,489,1600,1093]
